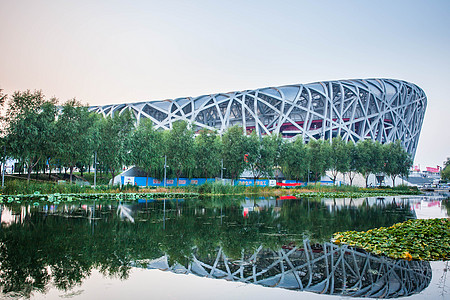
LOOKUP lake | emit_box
[0,194,448,299]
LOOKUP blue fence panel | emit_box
[235,179,254,186]
[254,179,269,187]
[134,177,148,186]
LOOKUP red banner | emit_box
[426,166,440,173]
[276,182,304,187]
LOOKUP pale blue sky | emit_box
[1,0,449,168]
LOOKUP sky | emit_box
[0,0,449,168]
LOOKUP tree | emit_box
[329,136,350,184]
[260,134,283,179]
[97,110,135,185]
[355,139,384,187]
[129,119,165,186]
[193,129,221,179]
[345,141,358,186]
[55,99,97,183]
[0,89,6,136]
[383,140,412,187]
[280,137,309,182]
[5,90,57,183]
[307,139,331,182]
[244,132,262,180]
[244,133,283,180]
[442,158,450,181]
[165,121,195,186]
[222,126,247,181]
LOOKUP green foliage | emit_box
[258,134,283,178]
[129,119,165,186]
[243,132,281,179]
[329,136,350,183]
[333,218,450,260]
[0,190,199,204]
[345,141,358,186]
[355,139,384,187]
[5,90,57,182]
[193,129,221,179]
[2,179,90,195]
[308,139,331,182]
[383,140,412,187]
[55,99,98,183]
[222,126,247,181]
[441,158,450,181]
[165,121,195,184]
[97,110,135,183]
[280,137,309,181]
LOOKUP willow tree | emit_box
[129,119,165,186]
[193,129,222,179]
[165,120,195,185]
[329,136,350,184]
[383,140,412,187]
[307,139,331,182]
[5,90,57,183]
[97,110,135,185]
[222,126,247,181]
[356,139,384,187]
[280,137,309,182]
[345,141,358,186]
[55,99,97,183]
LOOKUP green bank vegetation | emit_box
[0,177,420,197]
[333,218,450,261]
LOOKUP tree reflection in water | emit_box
[0,196,431,298]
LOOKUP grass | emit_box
[332,218,450,261]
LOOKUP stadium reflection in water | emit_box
[0,196,435,298]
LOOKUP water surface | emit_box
[0,195,448,299]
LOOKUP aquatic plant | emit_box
[0,192,200,204]
[333,218,450,261]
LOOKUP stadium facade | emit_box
[89,78,426,158]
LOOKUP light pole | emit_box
[164,155,167,188]
[94,151,97,189]
[1,160,4,189]
[221,159,226,182]
[1,146,5,189]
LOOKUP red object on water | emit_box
[278,196,297,200]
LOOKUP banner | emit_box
[426,166,440,173]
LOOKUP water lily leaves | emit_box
[0,191,200,204]
[333,218,450,261]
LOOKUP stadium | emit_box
[89,78,427,158]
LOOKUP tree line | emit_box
[0,90,412,187]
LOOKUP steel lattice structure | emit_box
[90,78,426,157]
[144,242,431,298]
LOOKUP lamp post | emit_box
[1,145,5,189]
[94,151,97,189]
[164,155,167,188]
[220,159,227,182]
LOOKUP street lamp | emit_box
[221,159,226,182]
[94,151,97,189]
[1,145,5,189]
[164,155,167,188]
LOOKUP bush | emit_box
[2,179,91,195]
